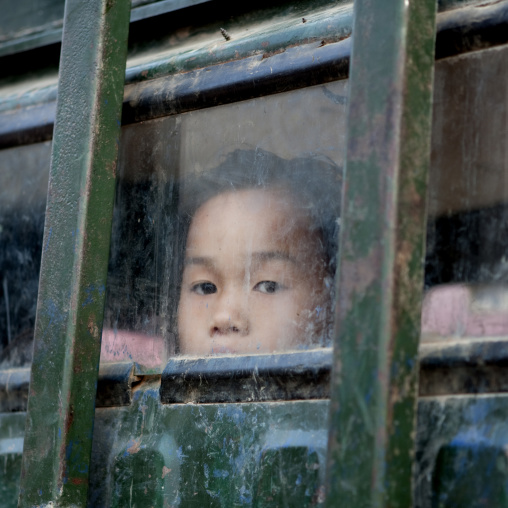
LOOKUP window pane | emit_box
[0,141,50,368]
[423,45,508,341]
[102,81,347,368]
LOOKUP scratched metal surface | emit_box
[415,395,508,508]
[86,393,508,507]
[17,0,131,505]
[88,383,330,507]
[7,394,508,507]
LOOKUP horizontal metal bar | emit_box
[0,102,55,148]
[421,365,508,397]
[161,349,332,404]
[0,1,353,111]
[0,0,214,58]
[419,339,508,396]
[7,339,508,409]
[420,338,508,368]
[124,2,353,84]
[2,1,508,150]
[435,0,508,59]
[129,0,212,23]
[122,38,350,123]
[0,38,349,149]
[0,364,137,411]
[0,29,62,59]
[2,0,504,61]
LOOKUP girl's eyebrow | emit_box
[184,252,297,267]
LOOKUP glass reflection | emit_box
[101,81,348,367]
[422,45,508,342]
[0,141,50,368]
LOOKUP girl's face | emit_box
[177,188,331,355]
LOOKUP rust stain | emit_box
[127,439,141,454]
[339,246,380,315]
[70,477,87,485]
[395,239,412,289]
[65,405,74,434]
[109,159,117,178]
[476,0,503,7]
[261,47,286,60]
[57,404,75,486]
[87,315,99,339]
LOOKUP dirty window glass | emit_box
[101,81,347,369]
[0,141,50,369]
[423,45,508,342]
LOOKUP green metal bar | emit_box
[18,0,130,506]
[326,0,436,506]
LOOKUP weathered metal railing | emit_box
[326,0,437,506]
[18,0,130,505]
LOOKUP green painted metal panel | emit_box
[415,394,508,508]
[17,0,131,505]
[326,0,436,506]
[8,394,508,507]
[88,383,330,507]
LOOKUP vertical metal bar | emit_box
[326,0,436,506]
[18,0,130,505]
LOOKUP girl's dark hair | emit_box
[178,148,342,276]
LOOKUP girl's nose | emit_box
[209,291,249,337]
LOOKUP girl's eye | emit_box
[254,281,282,294]
[191,282,217,295]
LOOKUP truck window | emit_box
[102,81,346,369]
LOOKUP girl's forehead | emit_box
[195,187,300,218]
[186,188,322,260]
[189,188,311,241]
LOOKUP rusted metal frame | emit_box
[325,0,436,506]
[0,38,351,150]
[4,3,508,150]
[160,349,332,404]
[419,338,508,396]
[18,0,130,505]
[0,364,136,413]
